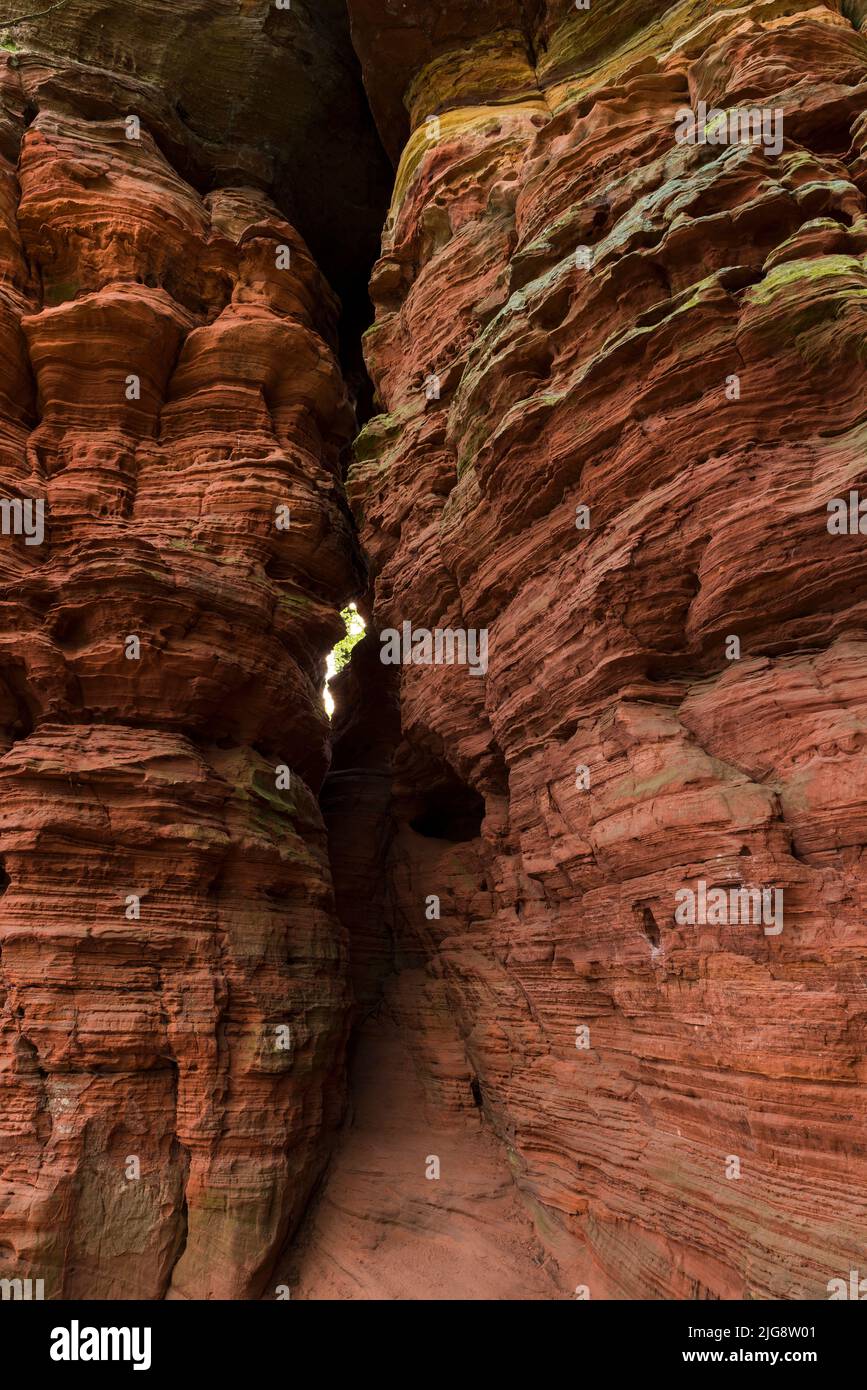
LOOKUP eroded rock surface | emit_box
[0,3,382,1298]
[3,0,867,1303]
[300,0,867,1299]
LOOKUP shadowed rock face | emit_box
[2,0,867,1303]
[0,0,392,302]
[297,0,867,1299]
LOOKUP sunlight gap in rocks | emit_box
[324,603,365,716]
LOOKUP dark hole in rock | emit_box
[409,783,485,842]
[470,1077,483,1107]
[641,908,660,949]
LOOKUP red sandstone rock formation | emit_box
[3,0,867,1304]
[292,0,867,1299]
[0,1,389,1299]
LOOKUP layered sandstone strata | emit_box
[3,0,867,1304]
[298,0,867,1298]
[0,3,383,1298]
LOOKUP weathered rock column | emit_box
[0,4,385,1297]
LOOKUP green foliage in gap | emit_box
[331,605,365,673]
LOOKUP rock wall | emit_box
[0,2,387,1299]
[3,0,867,1303]
[297,0,867,1298]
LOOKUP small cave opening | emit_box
[408,780,485,843]
[640,907,660,950]
[470,1076,483,1108]
[0,860,9,896]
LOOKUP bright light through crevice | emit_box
[324,603,365,717]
